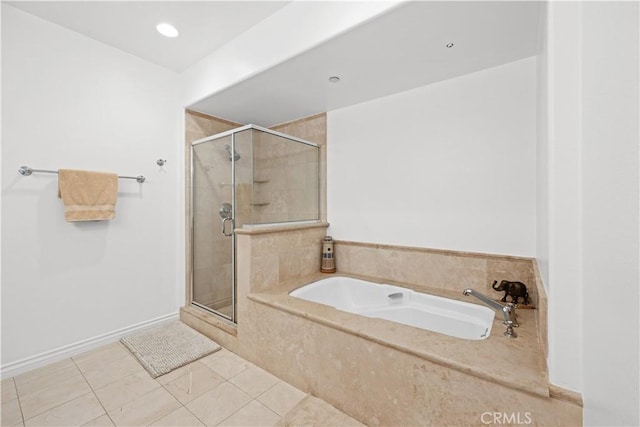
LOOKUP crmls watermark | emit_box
[481,412,533,425]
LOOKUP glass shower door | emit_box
[190,124,318,323]
[192,135,236,320]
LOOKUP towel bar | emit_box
[18,166,145,183]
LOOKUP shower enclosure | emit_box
[191,124,320,321]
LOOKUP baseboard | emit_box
[0,312,179,379]
[549,384,584,407]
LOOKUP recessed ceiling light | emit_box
[328,76,341,83]
[446,43,455,48]
[156,23,179,38]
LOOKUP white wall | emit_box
[1,5,182,371]
[535,2,549,288]
[580,2,639,425]
[327,57,537,256]
[539,2,639,425]
[543,0,584,393]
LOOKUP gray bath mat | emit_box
[121,320,221,378]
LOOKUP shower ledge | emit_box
[237,221,328,234]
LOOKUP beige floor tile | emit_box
[14,359,75,388]
[186,382,252,426]
[200,349,250,379]
[218,400,280,427]
[72,342,131,365]
[94,370,160,411]
[74,342,136,377]
[24,392,104,427]
[107,386,180,426]
[229,365,279,398]
[15,364,83,397]
[149,407,204,426]
[1,398,23,426]
[257,382,307,417]
[1,378,18,403]
[156,361,199,385]
[19,372,92,420]
[82,414,115,426]
[77,353,145,390]
[7,343,351,427]
[276,396,365,427]
[162,361,225,404]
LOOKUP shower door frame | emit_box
[190,130,238,322]
[189,124,320,323]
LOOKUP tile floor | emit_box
[1,342,364,427]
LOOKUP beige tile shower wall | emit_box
[186,110,241,143]
[185,110,243,306]
[269,113,327,222]
[251,132,319,224]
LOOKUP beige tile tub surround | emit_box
[334,239,548,360]
[249,277,548,394]
[234,222,330,295]
[238,231,579,425]
[184,221,579,425]
[243,292,581,427]
[334,240,539,306]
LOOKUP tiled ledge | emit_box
[248,273,551,399]
[235,221,329,236]
[335,239,536,262]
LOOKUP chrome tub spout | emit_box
[463,289,518,338]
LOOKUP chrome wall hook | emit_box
[18,166,33,176]
[157,159,167,167]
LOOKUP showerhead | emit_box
[224,144,241,161]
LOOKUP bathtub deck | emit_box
[248,273,549,398]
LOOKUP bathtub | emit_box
[289,276,495,340]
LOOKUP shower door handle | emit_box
[222,217,235,237]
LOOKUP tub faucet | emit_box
[463,289,518,338]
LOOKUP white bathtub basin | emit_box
[289,276,495,340]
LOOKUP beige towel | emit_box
[58,169,118,221]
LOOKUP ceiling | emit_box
[6,1,289,72]
[8,1,542,126]
[191,1,542,126]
